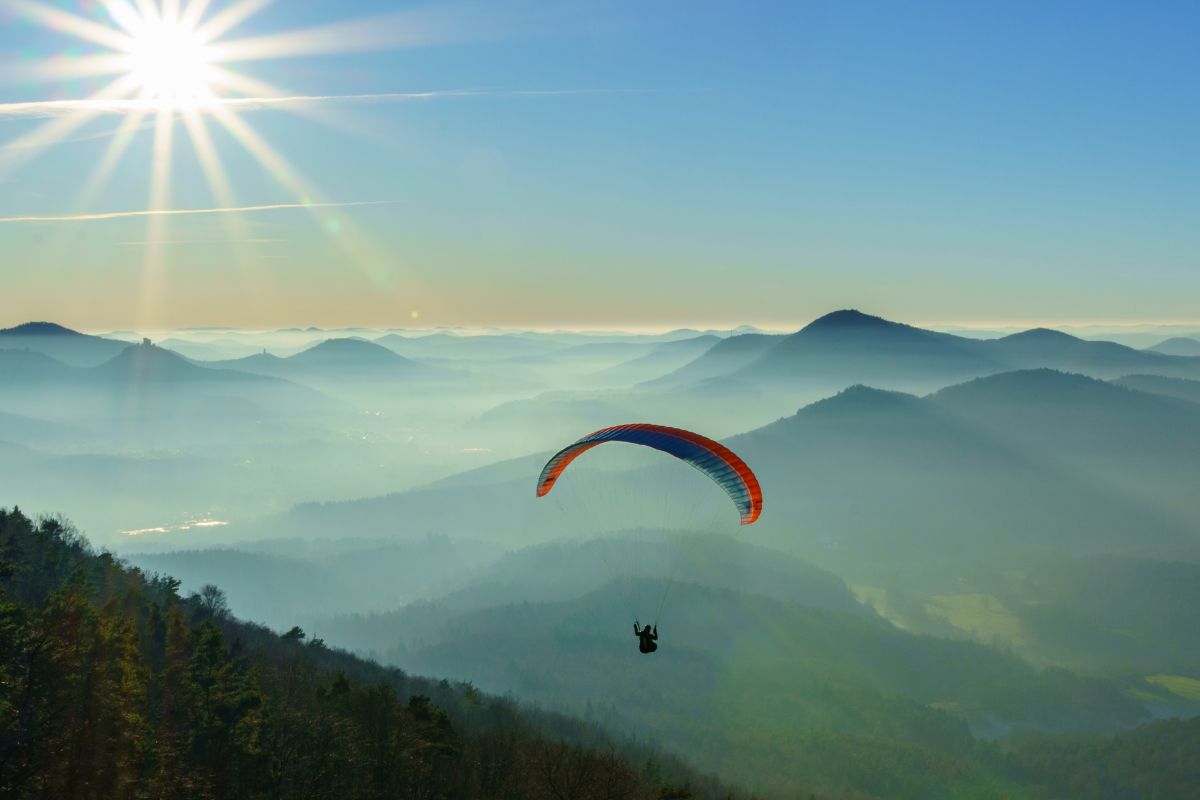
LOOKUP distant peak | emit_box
[806,309,887,328]
[1001,327,1079,342]
[1149,337,1200,356]
[292,337,404,362]
[798,310,908,336]
[94,341,194,373]
[115,341,180,359]
[800,384,919,414]
[310,337,388,352]
[0,321,82,337]
[931,368,1106,401]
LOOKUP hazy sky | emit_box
[1,0,1197,330]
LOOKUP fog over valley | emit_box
[5,1,1199,794]
[3,310,1200,798]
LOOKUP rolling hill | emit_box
[0,321,129,366]
[0,341,338,416]
[210,337,451,382]
[640,332,784,388]
[268,368,1200,572]
[1148,336,1200,357]
[326,574,1161,799]
[1114,373,1200,405]
[648,311,1200,395]
[983,327,1198,377]
[735,309,999,388]
[0,505,744,800]
[586,335,721,386]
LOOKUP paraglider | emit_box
[536,423,763,652]
[536,423,763,525]
[634,620,658,654]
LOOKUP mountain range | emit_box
[0,321,129,366]
[653,310,1200,392]
[300,538,1184,799]
[1148,336,1200,357]
[268,367,1200,575]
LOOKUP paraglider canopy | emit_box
[536,423,763,525]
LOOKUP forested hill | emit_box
[4,506,1199,800]
[0,507,743,800]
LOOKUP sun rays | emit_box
[0,0,303,210]
[0,0,423,322]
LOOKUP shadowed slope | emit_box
[0,321,129,366]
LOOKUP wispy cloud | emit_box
[115,238,288,246]
[0,89,614,120]
[0,200,398,224]
[1,118,157,149]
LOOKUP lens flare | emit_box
[0,0,415,324]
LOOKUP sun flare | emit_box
[0,0,325,227]
[122,15,216,108]
[0,0,409,314]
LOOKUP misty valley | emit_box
[4,1,1198,795]
[3,311,1199,799]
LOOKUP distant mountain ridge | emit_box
[1149,336,1200,357]
[0,340,343,437]
[0,321,130,366]
[650,309,1200,392]
[1,321,80,336]
[208,337,451,381]
[1113,373,1200,406]
[736,309,996,385]
[640,332,784,387]
[268,367,1200,569]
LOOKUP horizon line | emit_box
[3,317,1198,338]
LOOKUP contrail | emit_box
[0,200,399,223]
[0,89,615,119]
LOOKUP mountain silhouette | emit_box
[94,340,261,382]
[270,367,1200,567]
[586,334,720,386]
[211,337,449,382]
[982,328,1196,377]
[651,311,1200,393]
[731,309,998,388]
[928,369,1200,442]
[292,337,407,364]
[1,321,78,336]
[640,332,784,387]
[0,341,341,427]
[1113,373,1200,406]
[0,321,129,366]
[1148,336,1200,357]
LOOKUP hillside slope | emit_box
[270,369,1200,570]
[0,507,744,800]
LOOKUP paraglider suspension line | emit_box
[653,537,684,626]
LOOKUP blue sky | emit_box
[1,0,1197,330]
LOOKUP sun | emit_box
[122,15,216,109]
[0,0,410,293]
